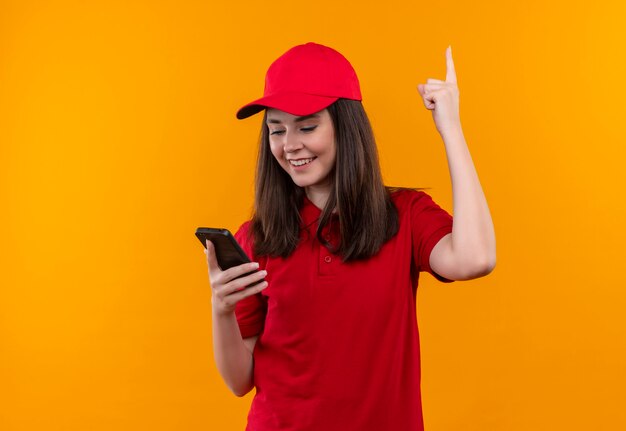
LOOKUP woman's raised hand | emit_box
[416,45,462,137]
[205,239,268,316]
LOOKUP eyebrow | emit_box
[266,113,320,124]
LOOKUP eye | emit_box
[301,126,317,133]
[270,130,285,136]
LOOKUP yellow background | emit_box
[1,0,625,430]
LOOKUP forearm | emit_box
[212,308,254,397]
[441,127,496,270]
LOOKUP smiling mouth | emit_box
[289,157,316,167]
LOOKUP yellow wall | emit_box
[1,1,625,430]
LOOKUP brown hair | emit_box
[250,99,401,262]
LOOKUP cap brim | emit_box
[236,92,339,120]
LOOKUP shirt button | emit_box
[324,256,332,263]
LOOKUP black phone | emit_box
[195,227,260,287]
[195,227,251,268]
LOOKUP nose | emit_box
[283,130,303,153]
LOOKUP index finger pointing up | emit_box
[445,45,457,84]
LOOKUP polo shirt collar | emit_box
[300,194,322,230]
[300,195,339,231]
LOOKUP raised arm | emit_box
[416,46,496,281]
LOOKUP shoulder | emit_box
[234,220,253,238]
[233,219,255,255]
[389,187,435,211]
[389,187,452,231]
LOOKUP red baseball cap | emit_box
[236,42,362,120]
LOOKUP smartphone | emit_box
[195,227,260,287]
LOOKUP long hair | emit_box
[250,99,400,262]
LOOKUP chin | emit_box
[282,165,332,189]
[290,178,314,188]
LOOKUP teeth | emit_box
[289,158,314,166]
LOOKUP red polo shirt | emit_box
[233,188,454,431]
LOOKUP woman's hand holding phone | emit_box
[205,239,268,316]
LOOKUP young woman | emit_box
[205,42,496,430]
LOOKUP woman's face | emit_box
[266,108,336,192]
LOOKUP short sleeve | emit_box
[406,190,455,283]
[233,221,267,338]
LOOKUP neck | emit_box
[305,185,331,210]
